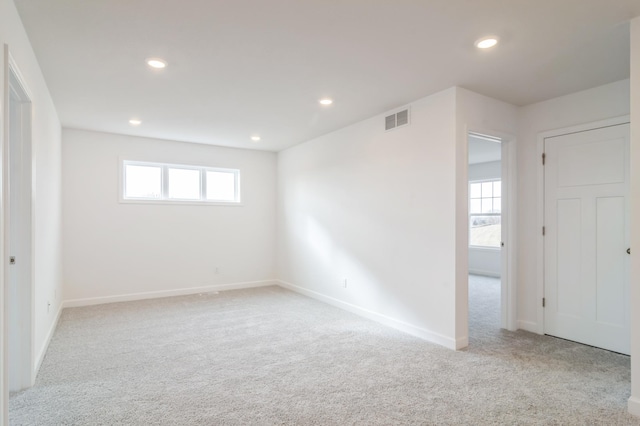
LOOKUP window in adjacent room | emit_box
[122,160,240,204]
[469,179,501,248]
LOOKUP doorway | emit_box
[6,61,34,392]
[543,121,630,354]
[467,133,503,333]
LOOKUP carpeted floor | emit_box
[9,276,640,425]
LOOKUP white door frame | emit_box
[536,115,631,335]
[1,48,35,422]
[0,43,7,426]
[8,55,35,391]
[467,127,518,331]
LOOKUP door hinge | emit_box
[542,298,546,308]
[542,153,546,165]
[542,226,545,236]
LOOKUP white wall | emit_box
[0,0,62,417]
[62,129,276,304]
[277,87,517,349]
[516,80,630,332]
[628,16,640,418]
[468,160,501,181]
[277,88,461,348]
[468,160,501,277]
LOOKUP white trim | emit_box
[7,54,33,101]
[502,132,518,332]
[62,279,276,308]
[629,397,640,417]
[517,320,539,334]
[34,303,62,375]
[535,132,545,335]
[5,54,35,392]
[0,42,8,426]
[536,115,631,336]
[277,280,460,350]
[468,246,501,252]
[119,199,245,207]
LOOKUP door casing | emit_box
[466,127,518,332]
[2,50,35,422]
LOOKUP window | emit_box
[124,164,162,199]
[469,179,501,248]
[168,168,200,200]
[122,161,240,204]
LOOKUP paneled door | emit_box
[544,123,630,354]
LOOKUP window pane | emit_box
[125,165,161,199]
[493,197,502,213]
[206,171,236,201]
[469,216,501,247]
[470,199,481,214]
[481,181,493,198]
[481,198,494,213]
[470,183,482,199]
[168,168,200,200]
[493,181,502,197]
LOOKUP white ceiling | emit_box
[468,135,501,165]
[14,0,640,151]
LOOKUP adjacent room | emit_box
[2,0,640,424]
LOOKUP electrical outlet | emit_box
[215,267,220,274]
[341,278,347,288]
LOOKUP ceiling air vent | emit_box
[385,107,410,132]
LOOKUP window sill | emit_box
[469,245,501,251]
[119,199,243,207]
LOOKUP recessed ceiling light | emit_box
[129,119,142,126]
[251,136,261,142]
[146,58,167,69]
[475,36,499,49]
[319,98,333,106]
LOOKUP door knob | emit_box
[628,248,631,255]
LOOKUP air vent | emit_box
[396,109,409,126]
[385,114,396,131]
[384,108,410,131]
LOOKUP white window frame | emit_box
[120,160,242,205]
[469,178,501,249]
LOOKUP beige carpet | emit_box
[9,276,640,425]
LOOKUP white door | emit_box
[544,123,630,354]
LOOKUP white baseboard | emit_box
[277,280,458,350]
[517,320,540,334]
[34,302,63,377]
[629,396,640,417]
[62,279,276,308]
